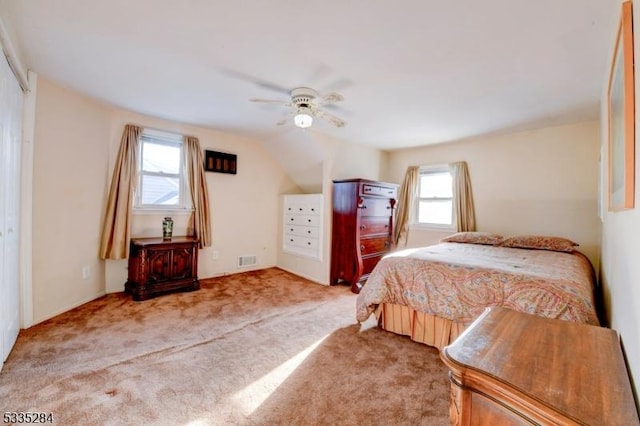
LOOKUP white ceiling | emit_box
[0,0,618,150]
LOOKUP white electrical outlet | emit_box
[212,250,219,260]
[82,265,90,280]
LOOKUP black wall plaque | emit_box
[204,150,237,174]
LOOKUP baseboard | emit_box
[31,291,106,327]
[201,264,279,279]
[276,266,329,286]
[201,265,328,286]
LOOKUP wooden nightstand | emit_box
[440,307,639,425]
[125,236,199,301]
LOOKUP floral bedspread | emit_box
[355,243,599,325]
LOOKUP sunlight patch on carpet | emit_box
[182,420,209,426]
[230,334,330,414]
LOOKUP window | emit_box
[416,166,454,227]
[135,129,189,210]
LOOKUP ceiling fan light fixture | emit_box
[294,107,313,128]
[250,87,345,128]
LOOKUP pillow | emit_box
[440,232,504,246]
[499,235,579,253]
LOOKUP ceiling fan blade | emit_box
[319,92,344,104]
[221,69,291,95]
[314,109,346,128]
[275,110,295,126]
[249,98,292,106]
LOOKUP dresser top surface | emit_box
[441,307,639,425]
[332,178,398,187]
[130,236,199,247]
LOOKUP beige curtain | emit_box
[99,124,142,259]
[394,166,420,246]
[451,161,476,232]
[184,136,212,248]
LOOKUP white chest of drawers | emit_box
[283,194,323,260]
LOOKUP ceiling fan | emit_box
[250,87,346,129]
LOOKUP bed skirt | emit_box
[375,303,470,351]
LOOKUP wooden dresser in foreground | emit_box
[125,236,199,301]
[440,307,640,425]
[330,178,398,293]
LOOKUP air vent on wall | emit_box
[237,255,258,268]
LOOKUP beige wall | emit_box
[33,77,298,323]
[33,78,111,322]
[327,137,390,183]
[387,121,602,267]
[599,0,640,409]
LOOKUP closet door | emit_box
[0,54,23,364]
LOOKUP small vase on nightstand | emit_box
[162,217,173,240]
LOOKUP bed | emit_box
[355,234,599,351]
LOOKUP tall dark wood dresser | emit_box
[330,178,398,293]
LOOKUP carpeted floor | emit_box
[0,268,449,425]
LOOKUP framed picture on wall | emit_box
[204,150,237,175]
[607,1,635,211]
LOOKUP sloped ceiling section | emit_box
[259,128,327,193]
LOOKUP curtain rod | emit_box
[128,123,196,140]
